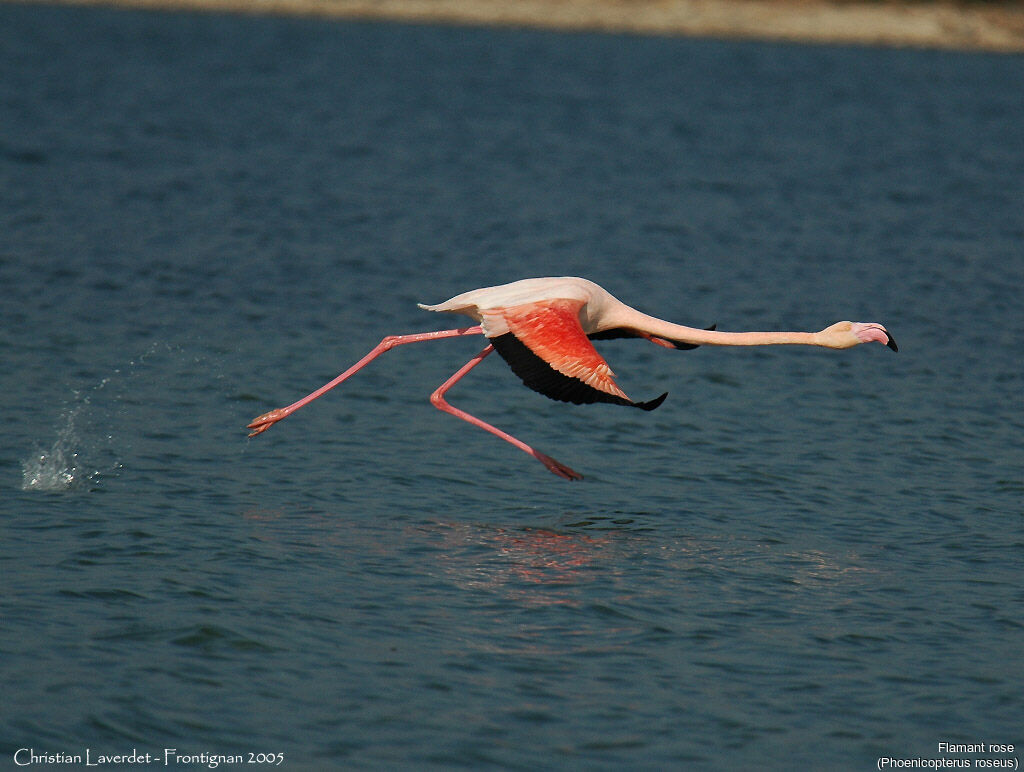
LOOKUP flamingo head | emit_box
[817,321,898,351]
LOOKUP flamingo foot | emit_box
[534,451,584,481]
[247,407,291,437]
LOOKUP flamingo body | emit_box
[248,276,896,480]
[416,277,606,327]
[419,277,688,408]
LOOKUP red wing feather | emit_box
[484,299,630,402]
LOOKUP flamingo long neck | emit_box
[624,309,819,347]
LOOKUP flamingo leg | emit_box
[430,345,584,481]
[247,326,483,436]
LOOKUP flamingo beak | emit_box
[854,323,898,351]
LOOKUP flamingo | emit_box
[247,276,896,480]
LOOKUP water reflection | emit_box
[425,520,612,598]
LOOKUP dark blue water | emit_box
[2,3,1022,768]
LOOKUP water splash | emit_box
[22,407,88,491]
[19,348,163,493]
[21,400,122,492]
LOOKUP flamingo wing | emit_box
[483,299,667,411]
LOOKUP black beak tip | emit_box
[886,334,898,352]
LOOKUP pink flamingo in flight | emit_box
[247,276,896,480]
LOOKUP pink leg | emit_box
[430,346,583,481]
[247,326,483,436]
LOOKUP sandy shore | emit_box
[17,0,1024,51]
